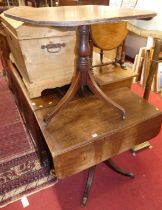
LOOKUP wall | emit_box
[125,33,147,58]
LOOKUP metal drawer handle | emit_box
[41,43,66,53]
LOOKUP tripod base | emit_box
[81,158,134,207]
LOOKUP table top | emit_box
[34,87,162,178]
[35,87,161,156]
[4,5,156,26]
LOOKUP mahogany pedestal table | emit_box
[4,6,159,206]
[4,5,156,125]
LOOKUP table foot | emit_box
[44,71,80,126]
[104,159,134,178]
[87,70,125,119]
[81,166,96,207]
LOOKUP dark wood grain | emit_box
[6,61,136,170]
[44,71,81,124]
[5,61,162,181]
[35,87,162,179]
[44,25,125,124]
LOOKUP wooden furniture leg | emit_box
[87,70,125,119]
[115,42,126,69]
[100,49,104,64]
[44,71,81,125]
[144,39,162,100]
[81,158,134,206]
[44,25,125,125]
[81,166,96,207]
[120,41,126,69]
[104,159,134,178]
[115,45,120,65]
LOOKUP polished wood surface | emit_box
[90,22,128,69]
[35,87,162,179]
[42,24,125,124]
[4,6,156,26]
[6,60,136,164]
[94,65,137,86]
[91,22,128,50]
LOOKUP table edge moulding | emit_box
[4,6,156,27]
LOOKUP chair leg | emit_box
[81,166,96,207]
[115,46,120,65]
[119,41,126,69]
[104,159,134,178]
[100,49,104,64]
[115,43,126,69]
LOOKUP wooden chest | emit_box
[1,14,76,98]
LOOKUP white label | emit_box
[146,36,154,50]
[21,196,29,208]
[92,133,98,138]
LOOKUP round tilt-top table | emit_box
[4,5,156,126]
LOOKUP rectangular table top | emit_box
[34,87,162,178]
[35,87,161,156]
[4,5,156,26]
